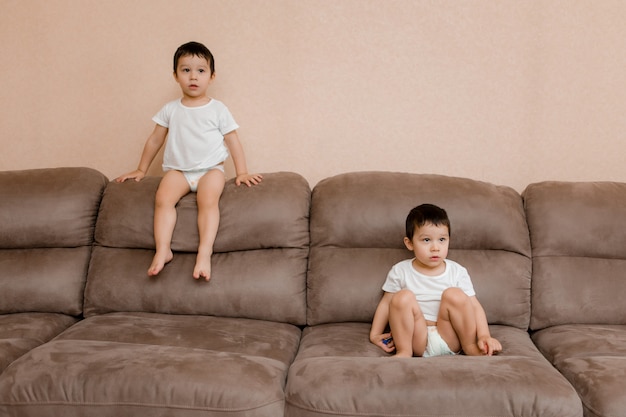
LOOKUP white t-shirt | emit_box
[153,98,239,171]
[382,259,476,322]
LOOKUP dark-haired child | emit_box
[116,41,262,281]
[370,204,501,357]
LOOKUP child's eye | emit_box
[198,69,205,73]
[423,238,430,243]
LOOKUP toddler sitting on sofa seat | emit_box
[370,203,502,357]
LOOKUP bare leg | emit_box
[193,169,225,281]
[148,171,190,276]
[436,287,482,355]
[388,289,428,357]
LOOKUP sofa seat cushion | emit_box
[532,324,626,417]
[0,313,78,372]
[285,323,583,417]
[0,312,301,417]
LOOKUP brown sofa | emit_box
[0,167,624,416]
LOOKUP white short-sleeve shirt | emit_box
[153,98,239,171]
[382,259,476,322]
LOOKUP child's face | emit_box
[403,222,449,275]
[173,54,215,101]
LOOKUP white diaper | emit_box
[423,326,457,358]
[182,165,224,192]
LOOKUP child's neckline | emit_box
[179,97,213,108]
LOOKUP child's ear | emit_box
[403,237,414,251]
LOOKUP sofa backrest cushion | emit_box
[307,171,532,329]
[524,181,626,330]
[83,172,310,325]
[0,168,108,315]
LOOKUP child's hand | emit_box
[115,169,146,183]
[235,173,263,187]
[370,333,395,353]
[478,336,502,356]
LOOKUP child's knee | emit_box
[441,287,470,307]
[154,192,178,208]
[390,289,418,311]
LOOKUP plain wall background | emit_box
[1,0,625,191]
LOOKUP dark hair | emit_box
[173,41,215,75]
[405,204,451,240]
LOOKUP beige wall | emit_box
[1,0,625,191]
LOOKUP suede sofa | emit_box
[0,167,624,417]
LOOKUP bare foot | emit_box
[148,250,173,276]
[193,252,212,281]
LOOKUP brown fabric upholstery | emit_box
[307,171,532,328]
[0,168,105,373]
[286,325,582,417]
[0,167,106,249]
[525,181,626,329]
[533,324,626,417]
[0,312,300,417]
[0,171,310,416]
[525,180,626,417]
[0,313,78,373]
[286,172,581,417]
[0,167,107,315]
[84,172,310,324]
[11,169,626,416]
[94,173,310,253]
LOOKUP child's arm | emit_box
[370,292,395,353]
[115,124,168,182]
[470,296,502,356]
[223,130,263,187]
